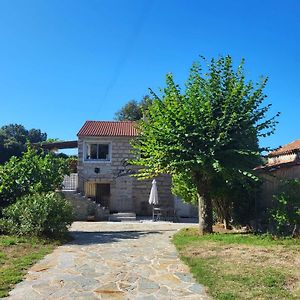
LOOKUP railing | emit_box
[62,173,78,191]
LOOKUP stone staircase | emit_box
[63,191,109,221]
[109,212,137,222]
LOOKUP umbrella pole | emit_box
[152,204,154,222]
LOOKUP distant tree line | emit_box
[114,95,153,121]
[0,124,47,164]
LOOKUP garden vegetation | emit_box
[0,192,73,238]
[0,144,73,236]
[131,55,279,234]
[0,145,73,296]
[0,145,73,237]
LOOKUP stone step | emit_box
[110,212,136,217]
[63,191,109,221]
[109,216,137,222]
[109,212,137,222]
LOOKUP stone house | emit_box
[256,139,300,208]
[76,120,174,216]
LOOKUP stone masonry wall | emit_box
[268,153,298,165]
[77,137,173,215]
[132,174,174,215]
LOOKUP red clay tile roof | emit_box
[77,121,139,137]
[268,139,300,157]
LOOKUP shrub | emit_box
[0,192,73,237]
[0,145,70,207]
[270,179,300,236]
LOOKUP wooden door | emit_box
[95,183,110,208]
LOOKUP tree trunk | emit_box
[292,224,299,238]
[213,197,232,230]
[222,206,231,230]
[223,216,231,230]
[197,183,213,235]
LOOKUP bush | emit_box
[0,145,70,207]
[270,179,300,236]
[0,192,73,238]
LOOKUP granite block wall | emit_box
[77,136,173,215]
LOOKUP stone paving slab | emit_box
[6,221,211,299]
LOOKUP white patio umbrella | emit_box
[148,179,159,205]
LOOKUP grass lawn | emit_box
[173,227,300,300]
[0,235,62,298]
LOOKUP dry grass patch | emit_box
[173,228,300,300]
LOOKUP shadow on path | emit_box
[69,230,165,246]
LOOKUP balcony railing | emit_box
[62,173,78,191]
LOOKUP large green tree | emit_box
[131,56,278,234]
[0,124,47,163]
[114,96,153,121]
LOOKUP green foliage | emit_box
[270,179,300,236]
[173,171,260,227]
[0,145,70,207]
[114,95,153,121]
[0,124,47,164]
[171,172,198,204]
[132,56,276,179]
[67,156,78,173]
[131,55,278,233]
[212,174,260,226]
[0,192,73,237]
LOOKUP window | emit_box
[85,143,110,161]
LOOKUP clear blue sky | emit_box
[0,0,299,150]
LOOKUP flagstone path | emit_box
[7,222,210,299]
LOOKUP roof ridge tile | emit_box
[77,120,138,137]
